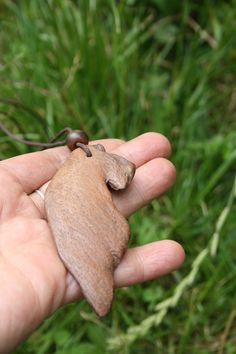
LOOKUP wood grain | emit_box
[45,145,135,316]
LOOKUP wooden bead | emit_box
[66,130,89,151]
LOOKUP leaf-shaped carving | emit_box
[45,146,135,316]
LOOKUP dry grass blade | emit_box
[108,176,236,351]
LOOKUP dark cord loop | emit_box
[0,122,91,153]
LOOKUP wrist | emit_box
[0,262,43,353]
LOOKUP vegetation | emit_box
[0,0,236,352]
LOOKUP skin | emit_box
[0,132,185,353]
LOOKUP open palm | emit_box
[0,133,184,353]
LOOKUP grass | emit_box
[0,0,236,353]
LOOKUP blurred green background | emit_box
[1,0,236,353]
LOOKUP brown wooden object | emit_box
[45,145,135,316]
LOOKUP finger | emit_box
[63,240,185,304]
[30,157,175,219]
[1,132,171,194]
[0,139,124,194]
[113,157,176,217]
[114,240,185,287]
[113,132,172,166]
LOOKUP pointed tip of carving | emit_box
[89,286,114,317]
[95,305,111,317]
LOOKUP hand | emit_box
[0,132,185,353]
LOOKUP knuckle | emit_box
[133,249,145,283]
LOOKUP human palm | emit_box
[0,133,184,353]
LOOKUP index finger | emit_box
[0,139,123,194]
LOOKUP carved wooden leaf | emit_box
[45,146,135,316]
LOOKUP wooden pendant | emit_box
[45,144,135,316]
